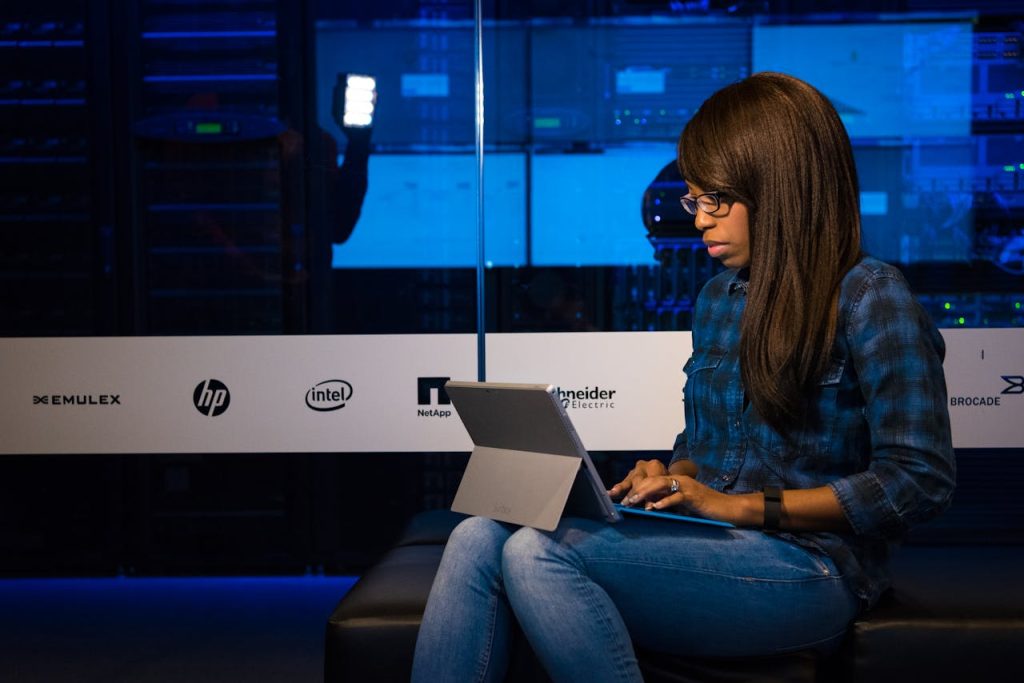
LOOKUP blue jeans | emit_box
[411,515,859,683]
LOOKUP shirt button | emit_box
[720,475,729,481]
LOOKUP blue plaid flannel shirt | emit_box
[670,255,956,608]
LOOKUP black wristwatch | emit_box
[763,486,782,533]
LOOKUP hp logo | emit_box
[193,379,230,417]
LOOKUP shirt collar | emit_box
[728,268,750,294]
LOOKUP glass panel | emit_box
[481,5,1022,332]
[312,7,510,334]
[134,0,285,334]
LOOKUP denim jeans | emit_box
[411,515,859,683]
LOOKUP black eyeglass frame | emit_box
[679,191,728,216]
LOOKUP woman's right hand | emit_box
[608,459,670,501]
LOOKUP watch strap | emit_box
[763,486,782,532]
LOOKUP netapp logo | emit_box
[949,374,1023,408]
[417,376,452,418]
[193,379,230,417]
[306,379,353,412]
[33,394,121,406]
[556,385,617,410]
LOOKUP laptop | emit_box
[445,380,734,532]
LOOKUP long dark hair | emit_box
[678,72,862,433]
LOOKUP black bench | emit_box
[325,510,1023,682]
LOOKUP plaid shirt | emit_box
[671,256,956,607]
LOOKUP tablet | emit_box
[445,380,734,531]
[445,381,619,531]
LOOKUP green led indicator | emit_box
[957,317,966,325]
[1004,165,1016,172]
[534,117,562,129]
[1005,92,1016,99]
[1016,302,1022,310]
[943,302,952,310]
[1019,163,1024,170]
[195,122,223,135]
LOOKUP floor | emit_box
[0,575,356,683]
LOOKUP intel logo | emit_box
[305,379,353,412]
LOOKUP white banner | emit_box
[0,330,1020,454]
[940,328,1024,449]
[485,332,689,452]
[0,335,476,454]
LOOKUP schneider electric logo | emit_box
[193,379,230,417]
[306,379,353,412]
[556,385,617,410]
[949,374,1023,408]
[417,376,452,418]
[33,394,121,406]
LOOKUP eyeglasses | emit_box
[679,191,727,216]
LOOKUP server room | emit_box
[1,1,1022,681]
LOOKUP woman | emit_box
[411,72,955,683]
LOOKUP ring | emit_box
[669,478,679,494]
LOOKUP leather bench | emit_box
[324,510,1023,682]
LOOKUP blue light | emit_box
[148,203,278,212]
[142,74,277,83]
[143,31,277,40]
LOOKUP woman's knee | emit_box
[501,527,573,585]
[446,516,513,558]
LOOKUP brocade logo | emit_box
[1001,375,1024,395]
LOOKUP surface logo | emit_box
[555,385,617,410]
[33,393,121,406]
[306,379,353,411]
[417,376,452,418]
[193,379,230,417]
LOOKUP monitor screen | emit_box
[753,22,972,139]
[530,145,672,266]
[315,21,527,147]
[529,22,750,144]
[331,153,526,268]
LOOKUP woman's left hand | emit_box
[620,475,741,524]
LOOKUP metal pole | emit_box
[474,0,486,381]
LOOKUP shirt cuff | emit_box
[828,471,905,539]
